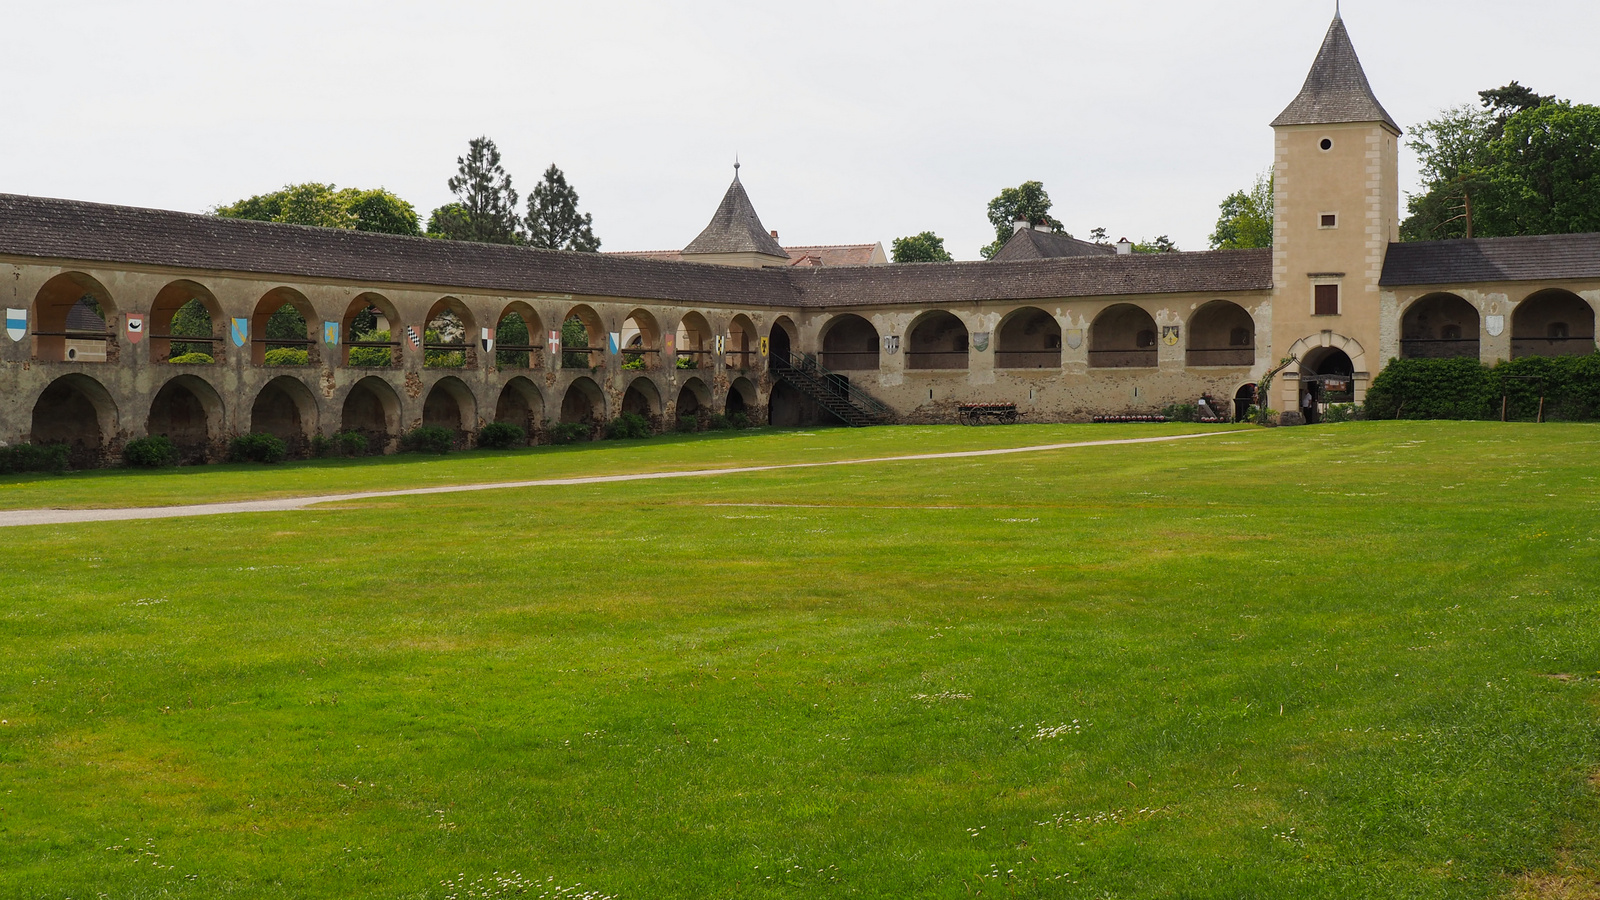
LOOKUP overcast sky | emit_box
[3,1,1595,260]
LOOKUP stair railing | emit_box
[783,350,894,421]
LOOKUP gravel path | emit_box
[0,431,1235,528]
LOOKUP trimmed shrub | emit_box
[168,352,214,365]
[549,422,590,445]
[708,413,734,431]
[1364,354,1600,421]
[1324,403,1360,424]
[401,425,455,454]
[0,443,70,475]
[1160,403,1198,423]
[621,356,645,370]
[124,435,177,468]
[228,432,288,463]
[477,422,525,449]
[309,434,333,458]
[676,355,697,370]
[677,415,698,433]
[334,431,369,457]
[605,412,652,440]
[263,347,309,366]
[348,331,394,367]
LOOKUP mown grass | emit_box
[2,422,1599,899]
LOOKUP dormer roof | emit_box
[682,174,789,258]
[1271,14,1399,133]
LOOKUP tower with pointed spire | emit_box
[680,165,793,268]
[1269,10,1401,420]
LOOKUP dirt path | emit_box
[0,431,1239,528]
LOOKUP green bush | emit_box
[1324,403,1360,424]
[729,412,751,430]
[123,436,177,468]
[0,443,70,474]
[1364,354,1600,421]
[676,355,697,370]
[228,432,288,463]
[167,352,214,365]
[348,331,394,367]
[401,425,455,454]
[708,413,733,431]
[263,347,309,366]
[309,434,333,458]
[605,412,652,440]
[677,415,699,433]
[477,422,525,449]
[549,422,591,445]
[1160,403,1198,422]
[334,431,369,457]
[621,356,645,370]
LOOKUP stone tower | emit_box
[1269,12,1401,421]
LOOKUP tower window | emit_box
[1320,214,1338,228]
[1314,284,1340,316]
[1319,138,1333,151]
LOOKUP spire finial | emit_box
[1335,0,1341,18]
[734,155,741,181]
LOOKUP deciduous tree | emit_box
[1209,170,1273,249]
[891,231,953,263]
[981,181,1065,259]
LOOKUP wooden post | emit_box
[1501,394,1508,422]
[1538,396,1545,423]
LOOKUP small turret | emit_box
[681,164,792,268]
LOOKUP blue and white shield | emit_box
[607,332,620,354]
[4,308,25,342]
[230,317,249,348]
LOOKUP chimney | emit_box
[1012,217,1029,235]
[1115,238,1134,255]
[770,230,779,239]
[1034,222,1054,234]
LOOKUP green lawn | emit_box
[3,422,1599,898]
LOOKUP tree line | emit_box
[212,136,600,252]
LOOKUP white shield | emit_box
[883,334,900,354]
[1485,314,1505,337]
[1065,329,1083,350]
[4,308,25,342]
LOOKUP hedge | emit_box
[1364,354,1600,421]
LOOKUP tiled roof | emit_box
[0,193,1277,309]
[784,244,886,266]
[681,176,789,257]
[790,249,1274,307]
[0,192,801,308]
[1271,15,1399,132]
[991,228,1117,262]
[1380,233,1600,286]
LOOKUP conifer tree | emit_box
[525,165,601,252]
[438,136,523,244]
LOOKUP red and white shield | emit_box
[125,313,145,344]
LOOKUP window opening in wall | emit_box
[1320,214,1337,228]
[1319,138,1333,151]
[1314,284,1340,316]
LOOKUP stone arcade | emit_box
[3,13,1599,462]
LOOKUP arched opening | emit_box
[1297,348,1355,424]
[422,376,476,445]
[149,280,223,364]
[340,376,401,453]
[342,293,402,368]
[1513,289,1595,358]
[907,311,969,370]
[821,314,879,371]
[494,302,544,370]
[31,272,114,363]
[1187,300,1255,367]
[675,378,711,429]
[727,315,757,371]
[250,376,319,455]
[251,287,316,367]
[1089,304,1158,368]
[1233,383,1258,423]
[726,377,757,419]
[424,297,474,369]
[562,305,605,370]
[675,312,712,370]
[621,309,661,372]
[495,377,544,442]
[769,316,797,369]
[621,377,662,431]
[995,307,1061,369]
[147,374,224,463]
[30,374,117,468]
[1400,293,1479,359]
[560,377,606,434]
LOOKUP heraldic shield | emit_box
[1162,325,1180,347]
[6,307,27,342]
[1065,328,1083,350]
[324,321,340,346]
[230,317,249,348]
[125,313,145,344]
[480,328,494,354]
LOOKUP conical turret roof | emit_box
[1272,14,1399,132]
[683,172,789,257]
